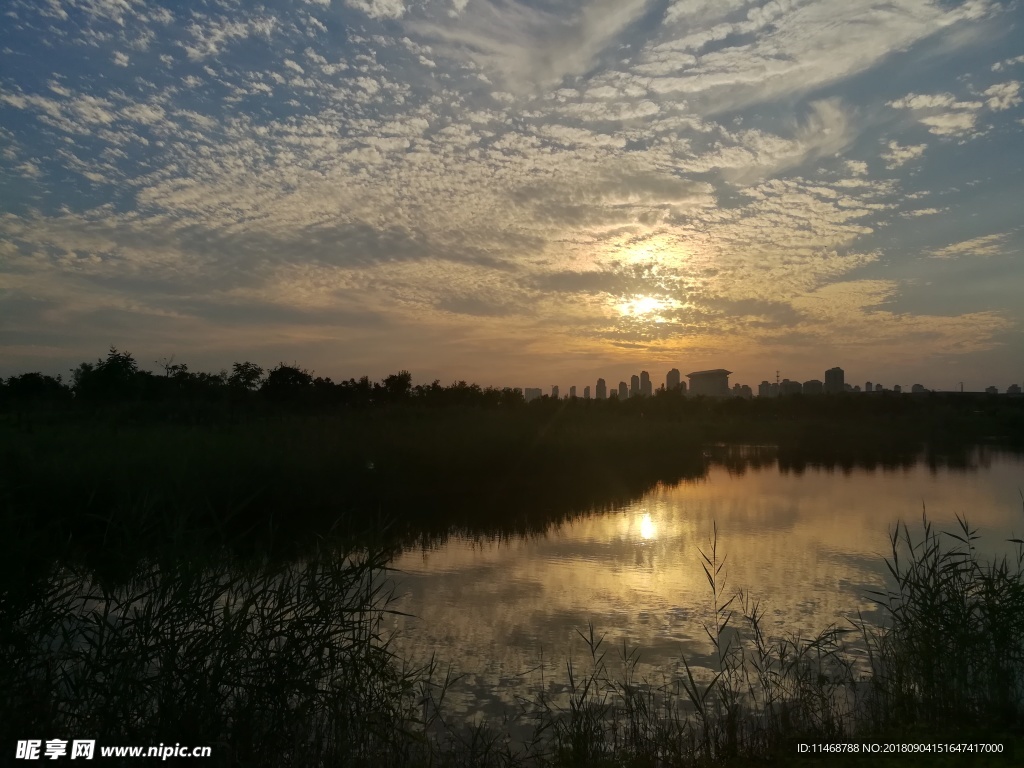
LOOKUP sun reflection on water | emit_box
[639,512,657,540]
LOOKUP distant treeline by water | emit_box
[3,346,1024,561]
[3,347,1024,443]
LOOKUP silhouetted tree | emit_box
[381,370,413,401]
[228,361,265,392]
[261,363,314,403]
[71,347,141,402]
[1,372,70,407]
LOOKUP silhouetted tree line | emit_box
[2,347,1024,445]
[0,347,527,413]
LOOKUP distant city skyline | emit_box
[3,350,1021,398]
[520,363,1022,398]
[2,2,1022,389]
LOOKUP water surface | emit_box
[389,447,1024,722]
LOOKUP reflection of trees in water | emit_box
[403,441,1023,550]
[693,441,1010,477]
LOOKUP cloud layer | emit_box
[1,0,1023,390]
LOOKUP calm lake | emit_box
[388,445,1024,724]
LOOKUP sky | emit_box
[1,0,1023,393]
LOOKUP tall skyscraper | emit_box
[666,368,681,391]
[583,385,591,399]
[640,370,652,397]
[569,385,576,399]
[824,367,844,394]
[551,385,559,399]
[596,378,607,399]
[630,375,640,398]
[618,381,628,400]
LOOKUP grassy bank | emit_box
[2,510,1022,766]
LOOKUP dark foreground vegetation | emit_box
[2,508,1022,766]
[3,349,1023,764]
[3,347,1024,558]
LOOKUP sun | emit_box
[618,295,666,317]
[639,513,657,540]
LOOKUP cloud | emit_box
[634,0,1001,113]
[888,91,985,136]
[983,81,1022,111]
[787,280,1012,358]
[414,0,652,93]
[888,80,1021,137]
[992,54,1024,72]
[881,140,927,169]
[1,0,1021,384]
[930,233,1009,259]
[685,99,856,183]
[181,15,278,60]
[346,0,407,19]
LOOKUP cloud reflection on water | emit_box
[389,448,1024,722]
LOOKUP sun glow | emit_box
[618,295,667,317]
[639,513,657,540]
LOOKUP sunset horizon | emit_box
[3,0,1022,393]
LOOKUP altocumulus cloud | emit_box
[1,0,1022,389]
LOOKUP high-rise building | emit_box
[583,385,591,399]
[985,385,998,394]
[803,379,824,395]
[865,381,873,393]
[551,385,559,399]
[780,378,802,396]
[732,383,753,399]
[630,375,640,398]
[875,383,883,392]
[893,384,902,393]
[569,385,577,399]
[524,387,542,402]
[758,380,773,398]
[1008,383,1021,395]
[640,370,652,397]
[618,381,629,400]
[596,378,607,399]
[824,367,844,394]
[686,369,731,397]
[666,368,681,391]
[911,384,926,393]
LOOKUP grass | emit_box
[1,541,459,766]
[2,501,1022,766]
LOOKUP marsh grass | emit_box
[2,509,1022,766]
[862,511,1024,731]
[0,543,460,766]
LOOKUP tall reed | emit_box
[0,543,455,766]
